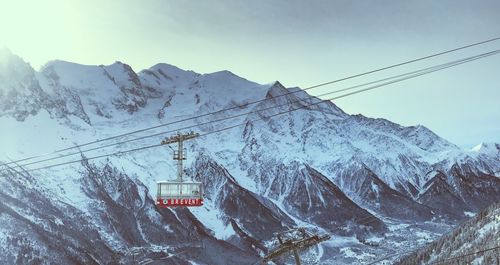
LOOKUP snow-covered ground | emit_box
[1,49,499,264]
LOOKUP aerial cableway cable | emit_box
[3,50,499,171]
[7,49,498,173]
[1,37,499,167]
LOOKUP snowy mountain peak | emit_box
[0,46,10,55]
[472,142,500,156]
[0,50,46,121]
[208,69,238,77]
[0,47,16,64]
[401,124,458,152]
[199,69,261,91]
[0,48,35,82]
[1,52,500,264]
[142,63,198,82]
[41,59,98,72]
[265,81,288,97]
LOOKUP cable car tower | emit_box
[156,131,203,207]
[262,228,330,265]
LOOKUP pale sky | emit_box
[0,0,499,147]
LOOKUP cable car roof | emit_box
[157,180,201,184]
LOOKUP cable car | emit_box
[155,131,203,207]
[156,180,203,207]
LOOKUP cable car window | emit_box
[191,184,200,194]
[158,183,163,195]
[171,184,178,195]
[160,184,168,195]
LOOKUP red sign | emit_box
[156,198,203,207]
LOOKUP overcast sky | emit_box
[0,0,499,147]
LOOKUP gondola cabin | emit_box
[156,131,202,207]
[156,180,203,207]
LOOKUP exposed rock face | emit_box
[190,153,297,254]
[0,161,259,265]
[0,50,155,125]
[334,161,434,222]
[0,168,117,264]
[417,170,471,219]
[0,49,50,121]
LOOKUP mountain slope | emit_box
[1,49,499,263]
[0,161,260,265]
[397,201,500,265]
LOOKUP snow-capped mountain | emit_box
[1,49,499,264]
